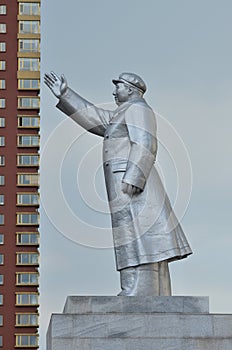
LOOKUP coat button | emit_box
[105,162,109,166]
[105,134,109,139]
[105,149,108,153]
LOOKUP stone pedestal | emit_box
[47,296,232,350]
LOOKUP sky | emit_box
[40,1,232,349]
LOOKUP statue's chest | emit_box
[104,111,128,140]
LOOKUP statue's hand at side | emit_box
[121,182,142,196]
[44,71,68,98]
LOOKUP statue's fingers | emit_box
[44,73,56,84]
[50,71,59,81]
[44,77,52,87]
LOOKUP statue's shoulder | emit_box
[127,98,153,112]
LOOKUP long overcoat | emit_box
[57,88,192,270]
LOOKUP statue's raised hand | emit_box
[44,71,68,98]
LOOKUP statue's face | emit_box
[113,83,130,105]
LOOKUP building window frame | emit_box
[17,173,39,186]
[17,135,40,147]
[17,154,39,167]
[16,212,39,226]
[19,3,40,16]
[18,97,40,109]
[17,193,39,206]
[18,116,40,128]
[15,333,39,347]
[18,58,40,72]
[0,24,6,33]
[16,272,39,286]
[18,79,40,90]
[16,232,39,246]
[16,252,39,266]
[19,20,40,34]
[0,99,5,109]
[0,176,4,186]
[0,6,6,15]
[18,39,40,53]
[0,214,4,225]
[15,313,39,327]
[16,292,39,306]
[0,61,5,71]
[0,275,3,285]
[0,42,6,52]
[0,118,5,127]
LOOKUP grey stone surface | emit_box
[63,295,209,314]
[47,296,232,350]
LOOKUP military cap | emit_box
[112,72,147,94]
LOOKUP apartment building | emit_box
[0,0,40,348]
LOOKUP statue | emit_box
[44,71,192,296]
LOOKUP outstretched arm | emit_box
[44,71,114,136]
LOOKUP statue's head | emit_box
[112,72,146,105]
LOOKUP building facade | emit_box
[0,0,40,348]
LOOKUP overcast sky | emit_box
[40,1,232,349]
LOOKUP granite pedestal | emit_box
[47,296,232,350]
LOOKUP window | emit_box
[0,215,4,225]
[0,42,6,52]
[0,315,3,326]
[0,118,5,127]
[19,3,40,16]
[16,212,39,225]
[0,234,3,244]
[0,6,6,15]
[0,99,5,109]
[0,80,5,90]
[16,293,39,306]
[16,272,39,286]
[16,232,39,245]
[18,58,40,71]
[0,255,3,265]
[0,195,4,205]
[17,154,39,166]
[0,156,4,166]
[0,294,3,305]
[18,97,40,109]
[17,173,39,186]
[18,79,40,90]
[17,135,40,147]
[16,252,39,265]
[0,176,4,186]
[0,61,5,71]
[18,116,39,128]
[0,275,3,285]
[15,334,39,347]
[17,193,39,205]
[19,21,40,34]
[0,335,2,347]
[16,313,38,326]
[0,24,6,33]
[18,39,40,53]
[0,137,4,146]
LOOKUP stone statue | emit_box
[44,71,192,296]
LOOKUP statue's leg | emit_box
[117,267,137,296]
[118,262,172,296]
[158,261,172,296]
